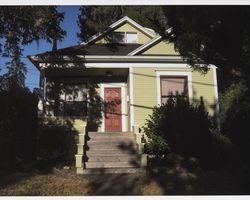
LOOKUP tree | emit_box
[0,6,66,87]
[161,6,250,77]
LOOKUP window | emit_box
[113,32,138,43]
[60,84,87,116]
[126,32,138,43]
[160,76,188,104]
[113,32,125,43]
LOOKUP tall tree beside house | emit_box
[77,6,167,42]
[0,6,66,88]
[161,6,250,78]
[0,6,66,162]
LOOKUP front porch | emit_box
[38,66,147,174]
[39,66,131,133]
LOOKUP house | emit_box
[29,16,219,174]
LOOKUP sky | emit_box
[0,6,81,91]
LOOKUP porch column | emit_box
[133,125,148,169]
[74,119,87,174]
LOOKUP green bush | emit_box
[0,85,38,161]
[219,80,250,166]
[143,96,228,168]
[37,118,76,161]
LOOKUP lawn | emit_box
[0,160,249,196]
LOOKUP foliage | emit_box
[37,117,76,161]
[0,6,66,87]
[77,6,166,42]
[87,83,104,132]
[219,80,250,166]
[162,6,250,75]
[0,81,38,161]
[143,96,229,168]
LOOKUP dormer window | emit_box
[113,32,138,43]
[113,32,125,43]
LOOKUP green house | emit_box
[29,16,219,174]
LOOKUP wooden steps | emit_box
[84,132,140,174]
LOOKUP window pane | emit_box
[60,84,87,116]
[126,32,137,43]
[63,84,87,102]
[160,76,188,104]
[64,101,87,116]
[113,32,125,43]
[161,97,168,104]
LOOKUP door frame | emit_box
[100,83,127,132]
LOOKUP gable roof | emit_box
[28,16,182,70]
[84,16,156,45]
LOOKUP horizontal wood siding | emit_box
[192,69,216,115]
[132,67,217,128]
[142,41,179,55]
[133,68,157,127]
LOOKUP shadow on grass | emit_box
[0,159,75,190]
[140,155,250,195]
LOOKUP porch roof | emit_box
[33,43,142,57]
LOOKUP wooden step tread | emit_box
[86,155,139,162]
[85,161,140,168]
[83,168,140,174]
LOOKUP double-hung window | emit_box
[113,32,138,43]
[60,84,87,117]
[160,76,188,104]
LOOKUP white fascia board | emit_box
[78,55,184,61]
[81,16,155,45]
[85,63,191,68]
[128,36,162,55]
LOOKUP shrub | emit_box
[37,117,76,161]
[219,80,250,166]
[0,85,38,161]
[143,96,227,168]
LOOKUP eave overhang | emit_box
[28,55,186,71]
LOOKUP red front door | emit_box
[104,88,122,132]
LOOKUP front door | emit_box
[104,88,122,132]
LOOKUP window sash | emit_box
[113,32,125,43]
[60,83,87,117]
[113,31,138,43]
[160,76,188,104]
[126,32,138,43]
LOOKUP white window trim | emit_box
[100,83,127,132]
[156,71,193,105]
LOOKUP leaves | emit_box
[0,6,66,88]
